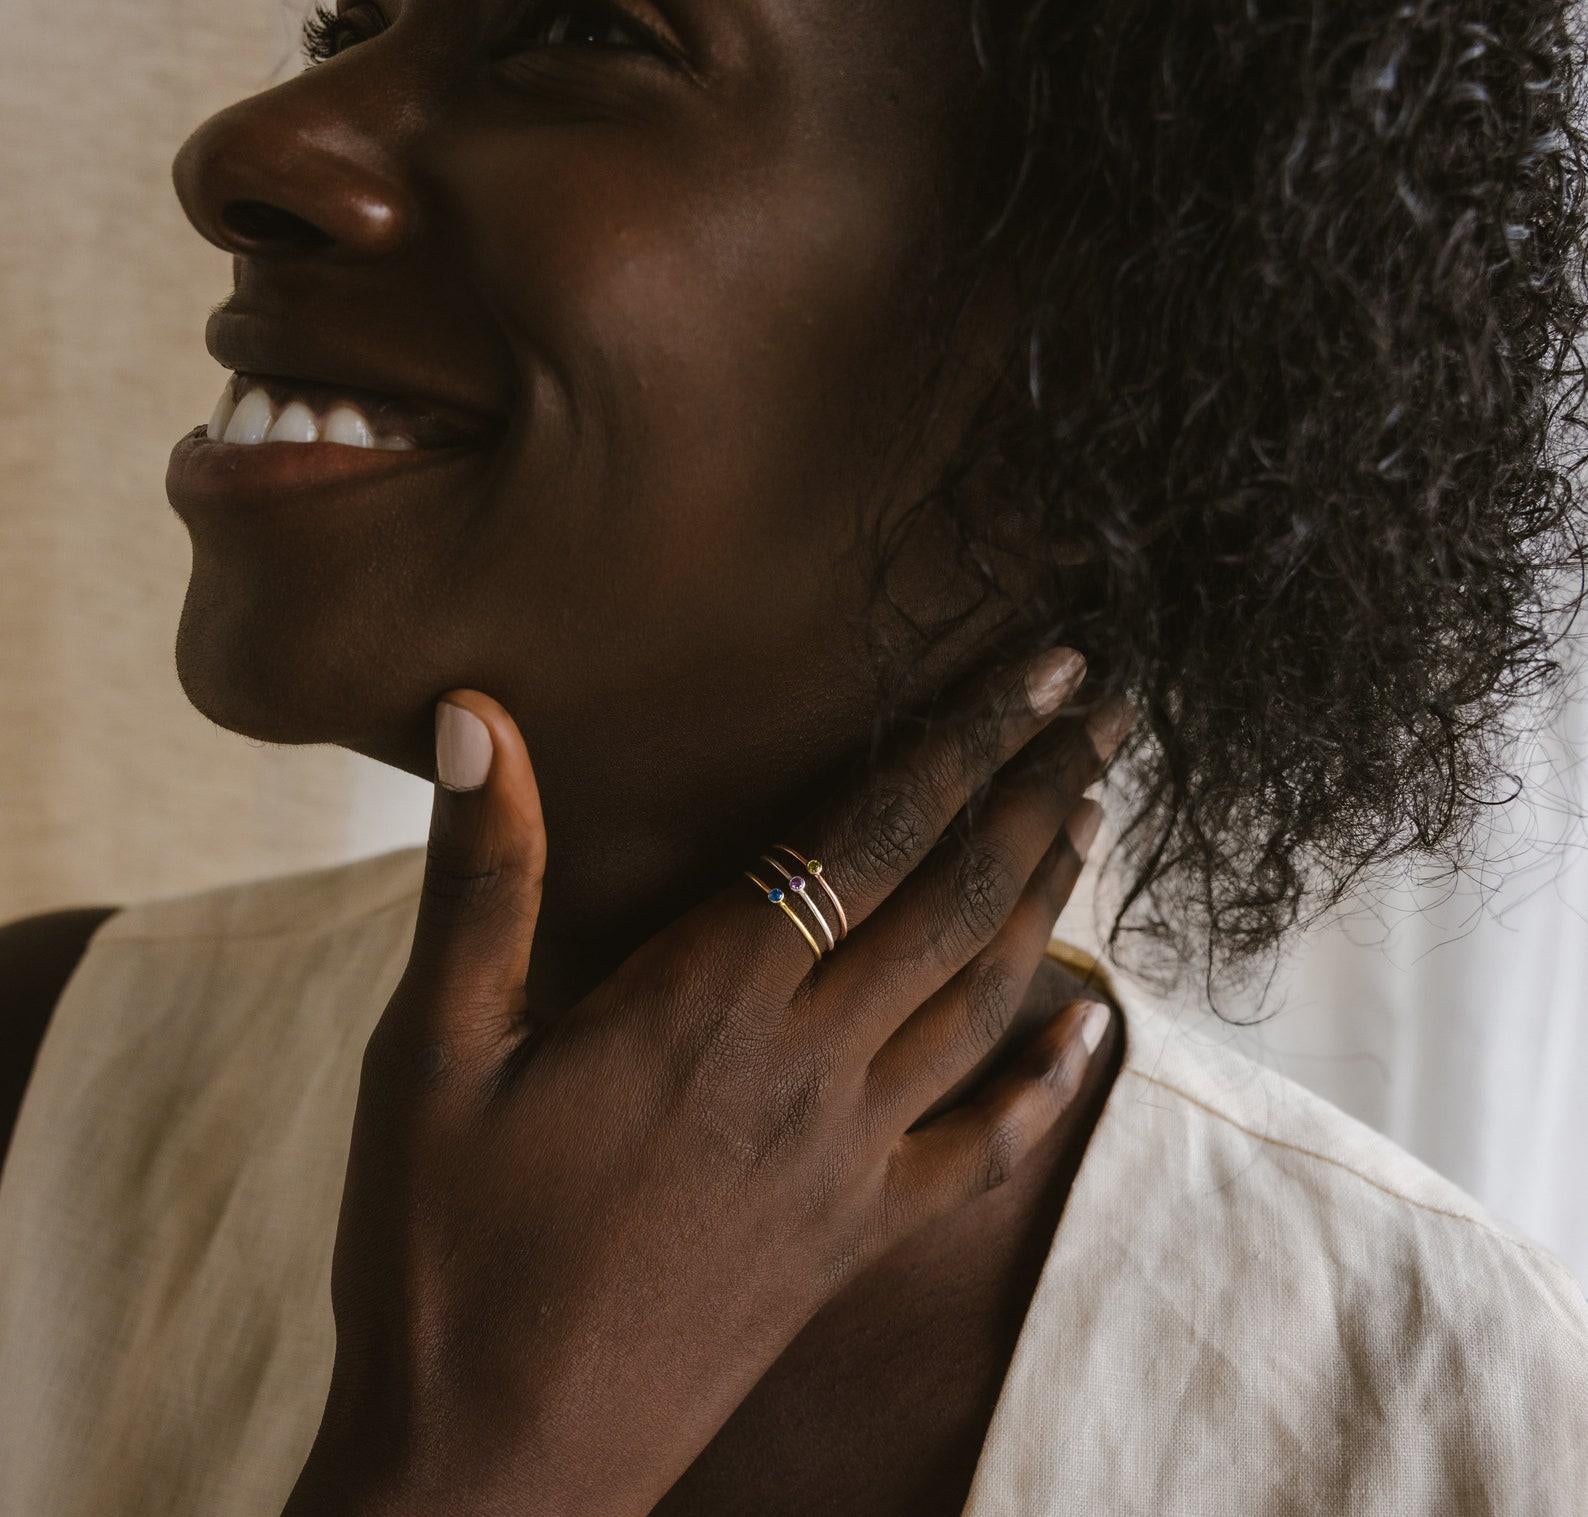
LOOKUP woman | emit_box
[1,0,1586,1512]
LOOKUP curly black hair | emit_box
[863,0,1588,992]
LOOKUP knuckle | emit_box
[736,932,809,1008]
[421,842,510,916]
[850,785,932,884]
[357,1025,404,1090]
[359,1019,457,1097]
[951,841,1020,943]
[643,932,718,1016]
[977,1112,1027,1192]
[962,954,1019,1049]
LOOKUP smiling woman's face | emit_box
[167,0,998,814]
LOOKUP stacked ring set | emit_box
[744,845,850,962]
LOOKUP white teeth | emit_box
[222,386,275,445]
[209,378,420,451]
[321,404,375,449]
[206,383,237,441]
[267,400,321,444]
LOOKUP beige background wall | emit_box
[0,0,432,922]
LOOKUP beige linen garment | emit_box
[1,846,1585,1515]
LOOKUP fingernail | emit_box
[1025,647,1086,716]
[435,702,493,792]
[1084,699,1135,762]
[1067,803,1102,862]
[1079,1001,1110,1055]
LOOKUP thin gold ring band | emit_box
[759,853,836,951]
[743,870,823,962]
[771,843,849,938]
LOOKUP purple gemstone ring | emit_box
[770,843,849,939]
[759,852,835,952]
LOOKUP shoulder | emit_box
[1094,988,1588,1493]
[75,845,429,945]
[0,905,122,1162]
[0,845,429,1167]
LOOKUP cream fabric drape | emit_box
[1236,643,1588,1288]
[3,0,1583,1296]
[3,849,1584,1514]
[1070,639,1588,1287]
[0,0,432,926]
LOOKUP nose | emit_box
[171,83,417,263]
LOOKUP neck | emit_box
[372,605,1055,1103]
[501,728,1082,1124]
[510,700,870,1016]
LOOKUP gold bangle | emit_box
[744,870,823,962]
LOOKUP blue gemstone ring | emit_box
[770,843,849,939]
[759,852,836,952]
[743,868,823,961]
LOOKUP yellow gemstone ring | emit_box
[770,845,849,939]
[760,852,836,951]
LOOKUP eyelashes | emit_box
[298,2,668,69]
[300,3,363,65]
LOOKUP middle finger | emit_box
[815,697,1133,1050]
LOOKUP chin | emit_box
[172,570,379,748]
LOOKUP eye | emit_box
[522,4,650,50]
[511,1,666,56]
[300,3,382,66]
[299,1,672,70]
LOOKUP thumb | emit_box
[396,690,548,1059]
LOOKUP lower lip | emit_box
[167,425,492,518]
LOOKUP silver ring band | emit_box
[770,843,849,939]
[759,853,836,951]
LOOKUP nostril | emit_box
[221,199,335,253]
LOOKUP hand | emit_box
[285,648,1130,1517]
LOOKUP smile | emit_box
[167,368,503,521]
[202,371,499,453]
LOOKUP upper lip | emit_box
[205,309,508,446]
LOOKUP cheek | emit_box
[458,133,940,582]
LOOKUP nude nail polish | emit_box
[435,702,493,792]
[1026,648,1086,715]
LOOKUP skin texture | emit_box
[283,675,1124,1517]
[164,3,1117,1512]
[169,0,1032,1020]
